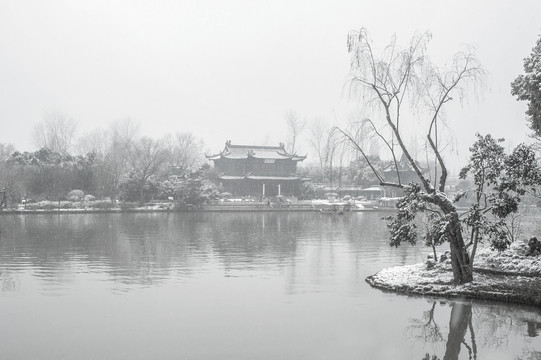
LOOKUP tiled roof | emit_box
[206,141,306,161]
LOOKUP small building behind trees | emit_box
[381,154,429,197]
[206,141,307,197]
[382,153,428,185]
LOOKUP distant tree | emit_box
[308,117,330,169]
[76,128,109,155]
[285,110,305,154]
[324,130,345,188]
[126,137,168,203]
[102,118,140,202]
[348,155,382,187]
[32,110,77,154]
[8,148,97,201]
[299,181,316,200]
[0,143,15,161]
[119,172,159,202]
[0,143,19,206]
[336,28,485,284]
[157,164,218,209]
[163,132,205,170]
[511,34,541,137]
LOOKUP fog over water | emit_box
[1,0,540,165]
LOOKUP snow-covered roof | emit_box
[206,141,307,161]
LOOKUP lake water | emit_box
[1,212,540,359]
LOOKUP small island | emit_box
[367,238,541,306]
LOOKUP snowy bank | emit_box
[366,240,541,306]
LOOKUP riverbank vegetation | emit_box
[0,125,220,210]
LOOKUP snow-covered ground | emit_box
[475,240,541,274]
[367,239,541,306]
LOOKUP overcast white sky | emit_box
[1,0,540,168]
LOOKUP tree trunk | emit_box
[447,212,473,284]
[139,179,145,204]
[432,194,473,284]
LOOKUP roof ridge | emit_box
[228,144,282,149]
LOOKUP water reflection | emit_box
[527,321,541,337]
[1,213,541,359]
[410,299,541,360]
[0,212,395,292]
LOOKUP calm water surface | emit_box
[1,212,540,359]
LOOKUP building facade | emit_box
[206,141,307,197]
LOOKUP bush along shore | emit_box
[366,239,541,306]
[0,198,324,213]
[0,200,176,213]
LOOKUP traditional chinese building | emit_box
[206,141,307,197]
[381,153,429,197]
[382,153,427,185]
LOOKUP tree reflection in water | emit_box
[412,299,541,360]
[443,302,475,360]
[407,302,444,344]
[411,300,476,360]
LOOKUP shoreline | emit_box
[0,205,397,214]
[3,205,539,307]
[365,262,541,307]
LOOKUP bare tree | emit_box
[105,118,140,200]
[92,118,140,202]
[325,130,350,189]
[127,136,168,203]
[308,117,330,169]
[76,128,109,155]
[32,110,77,154]
[0,143,15,161]
[110,118,139,149]
[285,110,305,154]
[336,28,485,283]
[172,132,205,169]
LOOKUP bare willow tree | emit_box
[285,109,305,154]
[33,110,78,154]
[336,28,485,284]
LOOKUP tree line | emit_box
[0,118,218,207]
